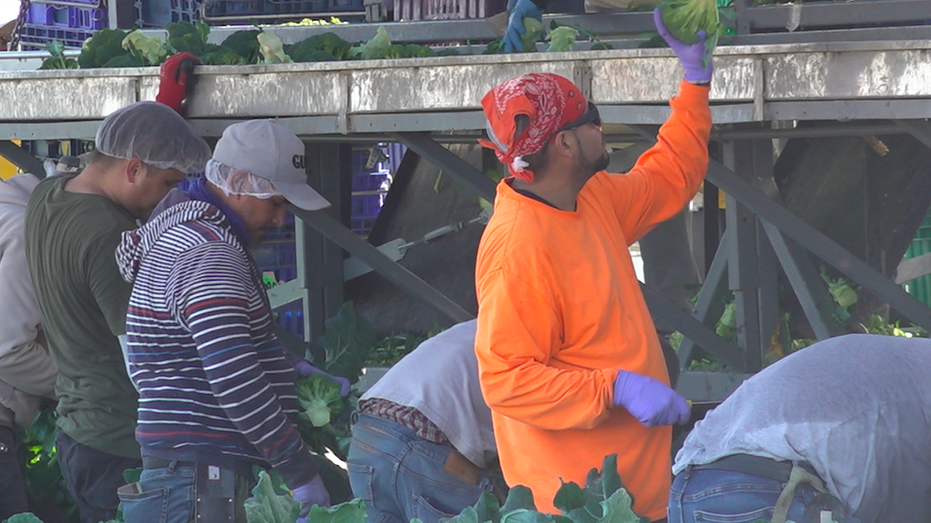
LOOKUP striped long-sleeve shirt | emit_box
[116,197,317,488]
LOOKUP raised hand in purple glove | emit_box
[653,8,714,84]
[294,475,330,523]
[294,360,351,397]
[613,369,691,427]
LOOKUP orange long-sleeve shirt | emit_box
[474,81,711,520]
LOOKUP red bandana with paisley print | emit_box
[478,73,588,182]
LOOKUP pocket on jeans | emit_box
[694,508,773,523]
[411,492,457,523]
[118,484,169,523]
[347,463,375,503]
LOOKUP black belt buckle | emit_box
[194,463,236,523]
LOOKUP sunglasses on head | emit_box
[554,102,602,134]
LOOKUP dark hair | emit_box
[85,149,120,168]
[513,115,547,175]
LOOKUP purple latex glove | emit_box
[612,369,691,427]
[294,475,330,522]
[503,0,544,53]
[653,8,714,84]
[294,360,351,397]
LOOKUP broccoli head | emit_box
[295,373,344,427]
[220,30,261,64]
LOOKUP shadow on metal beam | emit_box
[0,140,45,178]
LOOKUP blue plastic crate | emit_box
[351,194,382,218]
[264,212,296,242]
[73,6,107,30]
[351,217,377,236]
[351,172,388,192]
[19,24,94,49]
[26,4,57,26]
[203,0,327,17]
[253,241,297,268]
[327,0,363,11]
[351,149,368,174]
[274,303,304,338]
[26,4,106,30]
[135,0,201,27]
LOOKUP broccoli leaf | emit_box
[360,26,392,60]
[304,498,367,523]
[257,31,293,64]
[316,302,375,383]
[553,454,644,523]
[244,471,300,523]
[166,20,209,56]
[123,29,168,65]
[4,514,45,523]
[77,28,130,68]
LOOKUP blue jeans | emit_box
[119,461,249,523]
[668,466,858,523]
[347,414,493,523]
[0,426,28,520]
[57,430,143,523]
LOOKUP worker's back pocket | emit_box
[118,484,169,523]
[411,492,458,523]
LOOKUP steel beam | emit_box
[290,207,474,323]
[676,370,751,403]
[761,221,845,339]
[0,140,45,178]
[677,230,739,371]
[766,101,931,122]
[388,132,497,203]
[893,120,931,150]
[641,284,745,372]
[730,25,931,46]
[742,0,931,30]
[726,195,764,371]
[705,160,931,332]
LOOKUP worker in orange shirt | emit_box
[473,11,713,522]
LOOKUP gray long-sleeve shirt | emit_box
[361,320,496,469]
[673,334,931,523]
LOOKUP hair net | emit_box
[204,159,282,199]
[94,101,212,174]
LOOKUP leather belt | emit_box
[142,455,197,470]
[691,454,819,484]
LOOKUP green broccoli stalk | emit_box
[295,374,344,428]
[39,41,78,69]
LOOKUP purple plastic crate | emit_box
[26,3,105,29]
[27,4,55,26]
[19,24,93,49]
[135,0,201,28]
[351,172,388,192]
[72,6,107,30]
[351,217,377,236]
[203,0,327,18]
[351,194,382,218]
[328,0,364,11]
